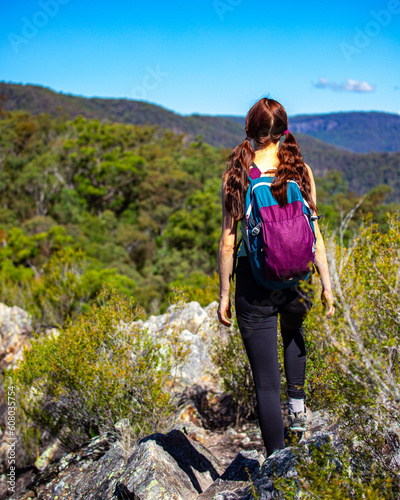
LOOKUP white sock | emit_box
[289,397,304,414]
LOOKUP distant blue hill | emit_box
[1,82,399,153]
[221,112,400,154]
[1,82,399,203]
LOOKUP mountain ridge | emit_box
[0,82,243,150]
[2,81,400,153]
[221,111,400,153]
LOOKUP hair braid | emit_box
[223,139,255,220]
[271,132,317,213]
[223,98,317,220]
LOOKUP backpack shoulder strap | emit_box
[288,180,324,221]
[249,163,262,180]
[230,237,242,283]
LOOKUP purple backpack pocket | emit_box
[260,201,315,281]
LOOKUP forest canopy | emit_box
[0,109,398,328]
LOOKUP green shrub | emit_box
[305,212,400,463]
[212,211,400,496]
[271,440,398,499]
[168,271,219,308]
[7,285,190,450]
[0,245,137,329]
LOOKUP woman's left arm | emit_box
[218,183,238,326]
[305,163,335,317]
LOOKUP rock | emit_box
[226,428,238,438]
[0,303,32,372]
[173,403,208,445]
[166,301,209,334]
[135,313,168,337]
[202,431,343,500]
[9,408,369,500]
[220,450,265,481]
[176,384,238,430]
[34,439,63,471]
[119,429,224,499]
[204,301,218,314]
[114,481,137,499]
[16,428,227,500]
[22,432,123,500]
[0,304,34,493]
[249,433,341,499]
[197,479,250,500]
[307,408,334,432]
[175,328,214,387]
[131,301,222,390]
[197,450,266,500]
[133,301,210,338]
[197,302,218,341]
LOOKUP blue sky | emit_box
[1,0,399,117]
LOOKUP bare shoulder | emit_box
[304,162,314,178]
[304,163,316,187]
[304,163,317,207]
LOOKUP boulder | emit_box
[0,303,34,490]
[220,449,265,481]
[11,407,381,500]
[197,449,266,500]
[175,384,238,431]
[119,429,224,499]
[16,428,226,500]
[19,432,123,500]
[131,301,222,390]
[134,301,209,338]
[0,303,32,372]
[166,301,210,335]
[197,479,250,500]
[175,329,214,387]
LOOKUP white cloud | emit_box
[314,77,375,93]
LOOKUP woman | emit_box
[217,97,335,457]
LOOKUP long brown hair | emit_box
[223,97,317,220]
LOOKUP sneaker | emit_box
[289,407,312,432]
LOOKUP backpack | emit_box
[241,164,320,290]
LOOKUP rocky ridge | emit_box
[10,410,342,500]
[0,300,397,499]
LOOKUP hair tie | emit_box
[283,129,290,135]
[245,136,252,142]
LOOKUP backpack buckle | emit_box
[251,223,262,236]
[311,214,323,221]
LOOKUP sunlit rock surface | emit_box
[132,301,221,390]
[0,303,32,372]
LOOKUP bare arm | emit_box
[218,183,238,326]
[306,164,335,316]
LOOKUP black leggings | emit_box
[235,257,313,456]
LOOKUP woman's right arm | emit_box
[218,183,238,326]
[306,164,335,317]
